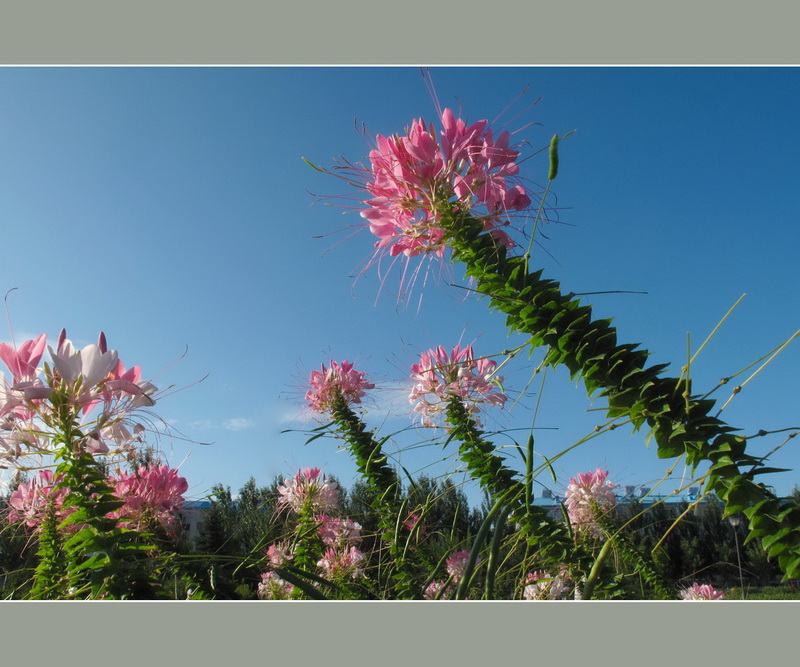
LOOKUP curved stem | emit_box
[443,212,800,581]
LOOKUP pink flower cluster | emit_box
[564,469,617,540]
[258,571,295,600]
[109,464,189,536]
[423,580,451,600]
[316,515,362,549]
[425,548,477,599]
[679,582,726,601]
[445,549,473,581]
[6,464,188,537]
[358,108,532,259]
[317,545,366,581]
[259,541,296,598]
[259,514,367,594]
[276,467,340,515]
[0,330,157,464]
[409,344,506,427]
[522,569,572,600]
[5,469,69,528]
[403,512,426,540]
[305,360,375,415]
[265,540,294,567]
[315,514,366,580]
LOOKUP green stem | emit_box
[328,396,419,598]
[483,505,512,600]
[595,512,674,600]
[29,503,67,600]
[444,396,603,588]
[581,537,614,601]
[444,211,800,580]
[40,391,159,599]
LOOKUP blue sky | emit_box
[0,66,797,506]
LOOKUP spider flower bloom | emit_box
[0,334,48,385]
[445,549,474,582]
[564,469,617,539]
[316,515,362,549]
[48,331,158,414]
[305,360,374,415]
[258,571,295,600]
[276,467,340,515]
[409,344,506,427]
[358,108,531,259]
[522,570,571,601]
[0,330,161,466]
[6,469,70,529]
[265,541,295,567]
[109,464,189,536]
[316,546,366,580]
[679,583,726,601]
[423,580,451,600]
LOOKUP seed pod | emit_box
[548,134,559,181]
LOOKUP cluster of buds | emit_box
[409,344,506,427]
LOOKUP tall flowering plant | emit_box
[275,466,340,593]
[311,93,800,591]
[0,329,167,599]
[299,360,422,597]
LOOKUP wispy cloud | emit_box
[221,418,254,432]
[184,419,211,431]
[184,417,255,432]
[276,406,308,426]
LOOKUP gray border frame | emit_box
[0,0,799,64]
[0,1,795,664]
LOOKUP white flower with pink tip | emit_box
[276,467,340,514]
[0,329,160,465]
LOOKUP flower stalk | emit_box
[328,393,420,598]
[441,210,800,580]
